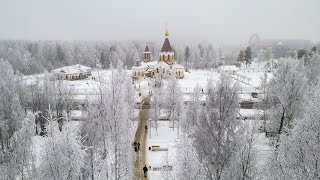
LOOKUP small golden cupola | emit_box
[143,43,151,63]
[159,28,174,65]
[165,28,169,37]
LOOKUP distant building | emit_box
[217,65,239,75]
[131,29,185,79]
[51,64,92,81]
[261,39,312,58]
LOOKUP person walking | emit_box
[133,141,137,152]
[143,165,148,177]
[137,142,140,150]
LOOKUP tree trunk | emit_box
[278,110,285,134]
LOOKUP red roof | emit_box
[161,38,173,52]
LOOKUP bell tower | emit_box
[143,43,151,63]
[159,28,174,65]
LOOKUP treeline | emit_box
[0,40,224,75]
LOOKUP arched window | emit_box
[168,55,171,60]
[178,71,181,76]
[163,55,165,60]
[134,71,136,76]
[138,71,140,76]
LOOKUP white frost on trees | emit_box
[267,59,307,134]
[39,119,86,180]
[81,60,134,180]
[267,85,320,180]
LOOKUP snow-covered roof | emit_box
[217,65,239,71]
[171,63,184,69]
[155,61,170,68]
[132,60,181,71]
[132,66,146,70]
[52,64,92,75]
[52,66,81,75]
[132,62,148,70]
[143,61,158,67]
[75,64,92,70]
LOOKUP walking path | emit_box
[133,96,150,179]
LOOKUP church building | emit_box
[131,29,185,79]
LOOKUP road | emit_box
[133,96,150,179]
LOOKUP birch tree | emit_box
[1,113,36,180]
[164,75,184,133]
[267,85,320,180]
[0,59,24,167]
[151,82,164,133]
[39,116,86,180]
[267,59,307,134]
[81,60,133,180]
[193,75,239,180]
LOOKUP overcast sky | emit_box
[0,0,319,44]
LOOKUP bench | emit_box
[149,146,168,151]
[151,165,173,171]
[266,132,278,138]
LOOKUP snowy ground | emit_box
[24,63,270,103]
[146,121,179,179]
[255,133,276,177]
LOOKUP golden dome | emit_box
[165,28,169,37]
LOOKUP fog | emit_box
[0,0,319,43]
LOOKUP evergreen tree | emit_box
[184,46,190,71]
[237,50,245,64]
[244,46,253,68]
[297,48,308,59]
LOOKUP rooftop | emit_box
[160,38,173,52]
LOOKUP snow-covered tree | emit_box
[193,75,240,179]
[1,113,36,180]
[81,60,134,180]
[164,75,184,133]
[184,83,201,131]
[225,121,258,180]
[267,59,307,134]
[0,59,24,157]
[304,54,320,86]
[39,116,86,180]
[175,135,203,180]
[151,82,164,133]
[266,85,320,180]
